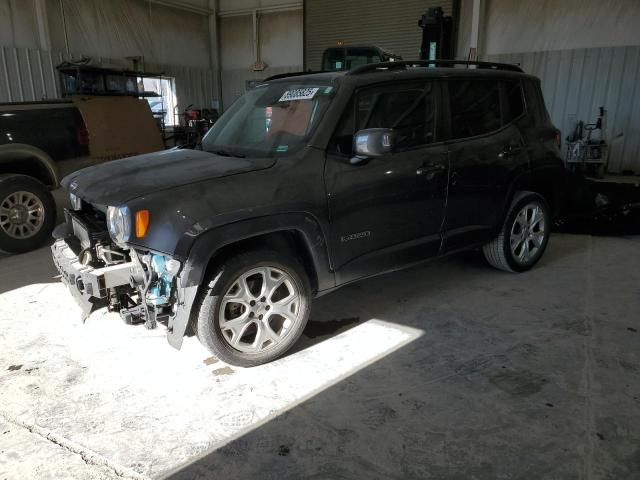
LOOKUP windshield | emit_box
[201,82,335,158]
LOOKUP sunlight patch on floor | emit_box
[1,280,423,477]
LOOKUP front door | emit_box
[325,81,449,284]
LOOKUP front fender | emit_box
[180,212,334,290]
[166,212,334,349]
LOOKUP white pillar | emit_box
[34,0,51,51]
[469,0,481,61]
[208,0,222,111]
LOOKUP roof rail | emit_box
[347,59,523,75]
[263,70,327,81]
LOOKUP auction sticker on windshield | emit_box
[279,87,320,102]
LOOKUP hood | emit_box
[62,148,275,206]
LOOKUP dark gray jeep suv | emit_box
[52,60,564,366]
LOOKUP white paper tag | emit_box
[278,87,319,102]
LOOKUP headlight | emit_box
[107,206,131,245]
[69,192,82,210]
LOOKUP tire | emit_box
[195,249,311,367]
[0,174,56,254]
[483,192,551,273]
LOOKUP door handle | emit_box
[416,162,446,176]
[498,144,522,159]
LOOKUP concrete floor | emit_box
[0,234,639,479]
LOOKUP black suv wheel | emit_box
[195,250,311,367]
[0,174,56,254]
[483,192,551,272]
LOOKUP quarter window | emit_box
[504,80,525,123]
[448,79,501,139]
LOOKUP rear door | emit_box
[325,80,449,284]
[442,77,530,251]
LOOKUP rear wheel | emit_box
[0,174,56,254]
[483,192,550,272]
[195,250,311,367]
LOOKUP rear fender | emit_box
[499,165,565,235]
[0,143,59,188]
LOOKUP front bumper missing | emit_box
[51,238,135,320]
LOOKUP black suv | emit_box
[52,60,564,366]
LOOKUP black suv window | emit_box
[332,83,435,154]
[448,79,501,139]
[523,79,549,123]
[504,79,525,123]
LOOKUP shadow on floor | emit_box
[163,235,635,480]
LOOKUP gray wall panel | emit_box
[490,46,640,174]
[0,46,216,113]
[457,0,640,58]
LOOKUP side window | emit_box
[331,83,436,154]
[504,80,525,123]
[448,79,501,139]
[358,86,434,150]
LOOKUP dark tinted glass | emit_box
[357,84,434,150]
[504,80,525,123]
[0,105,87,160]
[523,79,549,123]
[449,79,501,139]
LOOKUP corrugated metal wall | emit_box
[489,46,640,174]
[304,0,453,71]
[0,45,216,111]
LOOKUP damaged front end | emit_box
[51,205,192,345]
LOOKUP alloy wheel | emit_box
[510,202,546,265]
[218,266,302,353]
[0,191,45,239]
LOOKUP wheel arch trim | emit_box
[500,165,563,233]
[0,144,59,188]
[179,212,335,293]
[166,213,334,350]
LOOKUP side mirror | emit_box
[351,128,395,165]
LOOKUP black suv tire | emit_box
[483,192,551,272]
[195,249,311,367]
[0,174,56,254]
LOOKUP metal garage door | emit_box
[305,0,454,71]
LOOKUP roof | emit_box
[264,60,534,85]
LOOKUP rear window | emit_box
[448,79,501,139]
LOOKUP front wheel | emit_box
[195,250,311,367]
[483,192,551,272]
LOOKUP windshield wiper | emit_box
[209,148,246,158]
